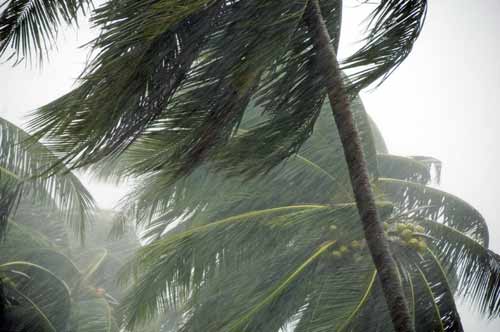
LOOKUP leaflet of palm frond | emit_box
[377,178,488,247]
[341,0,427,92]
[69,297,119,332]
[421,250,464,331]
[377,155,432,184]
[418,220,500,317]
[0,261,72,332]
[29,0,309,174]
[119,204,377,330]
[0,0,91,64]
[0,116,95,243]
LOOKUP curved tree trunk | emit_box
[304,1,415,331]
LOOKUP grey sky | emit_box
[1,0,500,330]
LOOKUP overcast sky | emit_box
[1,0,500,330]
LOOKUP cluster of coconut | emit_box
[330,238,366,260]
[327,221,428,260]
[387,222,428,253]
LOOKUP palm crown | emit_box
[113,101,500,331]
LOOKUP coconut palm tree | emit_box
[6,1,430,329]
[110,100,500,332]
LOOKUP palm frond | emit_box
[418,219,500,317]
[378,177,488,246]
[294,263,377,332]
[0,260,72,332]
[377,154,433,184]
[0,0,91,63]
[29,0,309,173]
[119,203,383,330]
[0,117,95,243]
[342,0,428,91]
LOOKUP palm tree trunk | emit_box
[304,1,414,331]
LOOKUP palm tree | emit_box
[4,0,429,330]
[111,101,500,331]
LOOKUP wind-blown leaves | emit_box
[421,220,500,318]
[342,0,428,91]
[92,100,380,243]
[28,0,427,183]
[0,0,92,63]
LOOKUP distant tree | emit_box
[113,101,500,331]
[0,207,132,332]
[0,116,105,331]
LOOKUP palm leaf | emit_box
[419,219,500,317]
[0,0,92,63]
[342,0,428,91]
[0,116,95,243]
[378,177,488,246]
[0,260,72,332]
[119,202,390,330]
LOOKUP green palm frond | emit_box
[419,219,500,317]
[342,0,427,91]
[0,0,92,64]
[0,116,95,243]
[0,221,82,286]
[29,0,311,172]
[27,0,422,181]
[0,260,72,332]
[377,155,433,184]
[378,177,488,246]
[294,263,377,332]
[393,242,463,332]
[119,202,388,330]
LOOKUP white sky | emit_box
[1,0,500,330]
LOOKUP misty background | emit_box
[1,0,499,330]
